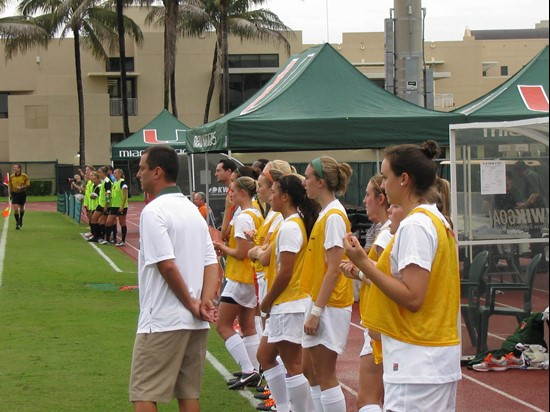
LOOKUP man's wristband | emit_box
[310,305,324,317]
[358,270,365,282]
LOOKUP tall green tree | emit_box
[182,0,292,123]
[1,0,49,58]
[143,0,181,116]
[16,0,142,168]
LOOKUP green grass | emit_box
[0,212,255,411]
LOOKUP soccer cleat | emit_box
[254,390,272,400]
[16,224,21,230]
[115,241,126,247]
[98,239,108,245]
[232,370,244,378]
[256,398,277,411]
[84,233,94,239]
[472,353,508,372]
[228,371,261,390]
[87,237,99,243]
[256,384,269,393]
[109,239,116,244]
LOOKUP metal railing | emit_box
[109,98,138,116]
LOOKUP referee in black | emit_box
[8,163,30,230]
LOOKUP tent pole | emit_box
[204,152,211,226]
[376,149,381,173]
[189,153,195,194]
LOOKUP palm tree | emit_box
[143,0,181,116]
[113,0,144,137]
[1,0,49,58]
[181,0,292,123]
[16,0,142,168]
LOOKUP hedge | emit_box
[27,180,54,196]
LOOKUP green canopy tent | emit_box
[111,109,190,160]
[455,46,549,122]
[185,43,465,154]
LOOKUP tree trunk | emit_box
[164,0,178,115]
[73,30,86,169]
[117,0,130,137]
[203,43,218,124]
[163,20,169,110]
[220,0,229,114]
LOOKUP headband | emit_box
[263,169,274,183]
[312,157,324,179]
[236,176,247,190]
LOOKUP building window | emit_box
[106,57,135,72]
[225,73,274,112]
[500,66,509,76]
[228,54,279,68]
[108,78,137,116]
[482,70,487,77]
[0,93,8,118]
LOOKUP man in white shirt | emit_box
[130,146,219,412]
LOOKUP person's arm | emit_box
[156,259,201,318]
[343,234,430,312]
[260,251,297,314]
[220,194,233,241]
[23,175,30,190]
[200,263,220,322]
[214,237,250,260]
[517,192,540,208]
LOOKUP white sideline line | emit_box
[339,381,358,397]
[462,374,545,412]
[80,233,122,273]
[205,351,257,408]
[0,217,9,287]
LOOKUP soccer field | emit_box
[0,211,256,411]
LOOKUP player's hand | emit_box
[259,298,271,315]
[343,233,369,268]
[304,314,320,336]
[340,261,360,280]
[245,229,257,242]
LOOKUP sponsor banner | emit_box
[492,207,549,231]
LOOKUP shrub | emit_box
[27,180,53,196]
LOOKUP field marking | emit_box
[205,351,257,408]
[339,381,358,397]
[0,217,9,287]
[462,373,546,412]
[80,234,123,273]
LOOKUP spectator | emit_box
[70,174,85,200]
[215,158,237,240]
[193,191,208,220]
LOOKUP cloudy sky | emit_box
[264,0,549,43]
[1,0,548,44]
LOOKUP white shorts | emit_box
[302,299,352,355]
[221,279,257,308]
[265,312,305,345]
[360,328,373,357]
[257,273,268,316]
[384,381,457,412]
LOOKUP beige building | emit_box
[0,7,548,167]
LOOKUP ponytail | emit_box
[277,174,320,238]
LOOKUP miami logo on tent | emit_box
[518,85,549,112]
[143,129,186,144]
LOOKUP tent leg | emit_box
[204,152,211,226]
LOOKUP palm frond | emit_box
[1,16,50,59]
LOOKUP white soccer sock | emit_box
[242,334,260,371]
[225,334,254,374]
[286,373,313,412]
[320,385,346,412]
[358,405,382,412]
[254,315,263,337]
[264,364,290,412]
[310,385,324,412]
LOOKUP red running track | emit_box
[37,202,550,411]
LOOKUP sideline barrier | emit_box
[57,193,82,224]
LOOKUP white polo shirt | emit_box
[137,186,218,334]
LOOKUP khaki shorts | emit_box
[129,329,208,403]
